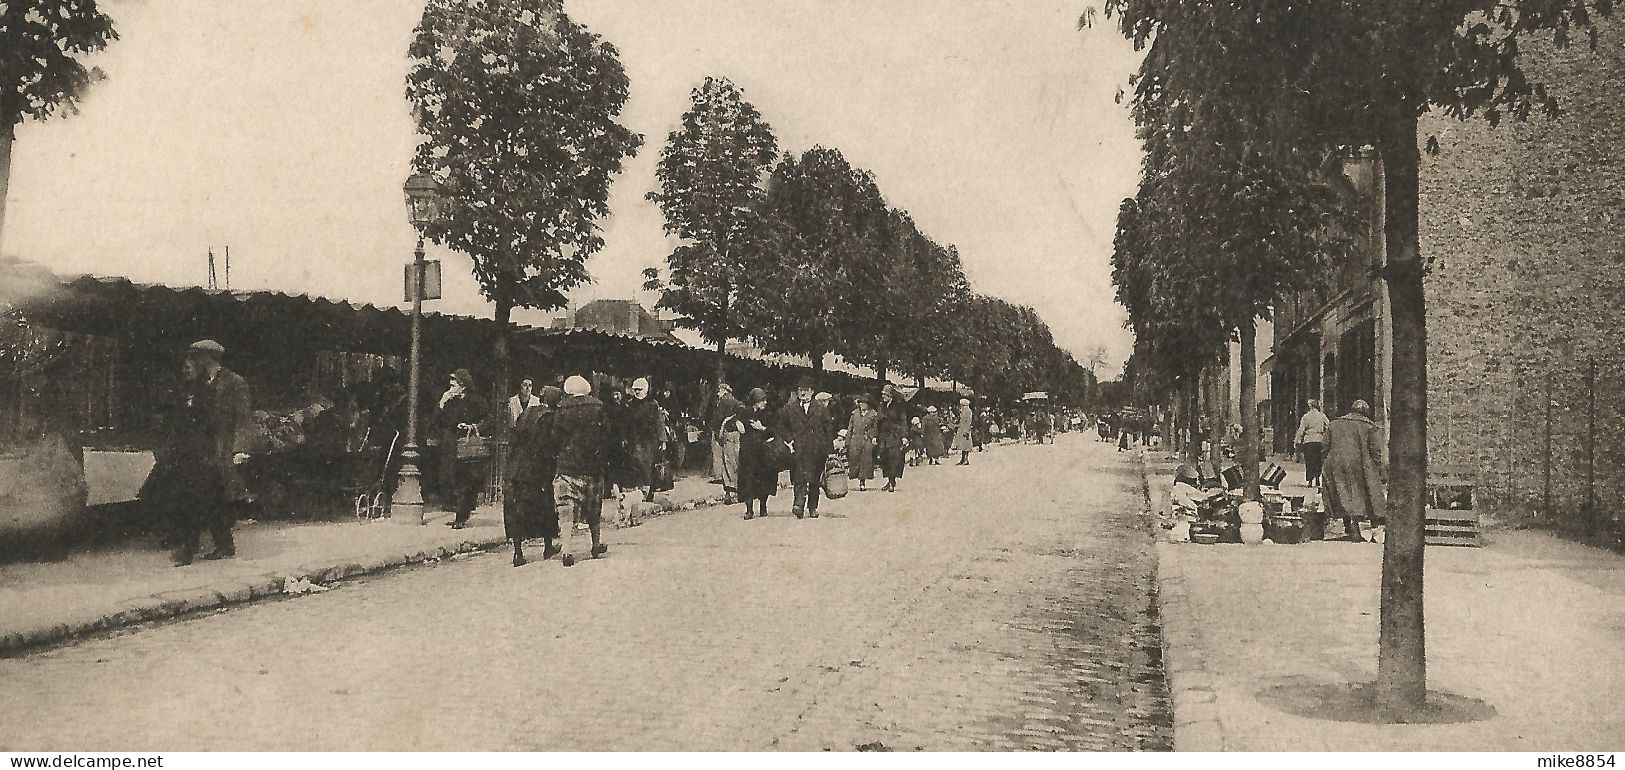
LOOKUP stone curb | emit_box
[1135,452,1228,752]
[0,486,745,658]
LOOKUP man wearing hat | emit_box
[171,339,253,565]
[774,377,836,518]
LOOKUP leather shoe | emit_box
[561,554,576,567]
[542,543,561,560]
[591,544,608,558]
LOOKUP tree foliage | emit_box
[0,0,117,130]
[744,146,887,370]
[406,0,640,319]
[1,0,118,249]
[645,76,779,371]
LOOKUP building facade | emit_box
[1264,22,1625,522]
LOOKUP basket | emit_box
[455,426,491,462]
[1264,514,1306,544]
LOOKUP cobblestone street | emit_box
[0,436,1170,751]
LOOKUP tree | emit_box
[406,0,640,395]
[1126,64,1356,496]
[645,76,779,383]
[745,146,887,373]
[1100,0,1615,717]
[0,1,118,251]
[1111,189,1229,461]
[864,211,970,387]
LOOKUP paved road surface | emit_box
[0,435,1170,751]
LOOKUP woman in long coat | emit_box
[846,396,878,490]
[732,387,779,520]
[504,386,561,566]
[436,368,492,529]
[922,406,946,464]
[951,399,975,465]
[876,387,908,492]
[1321,399,1386,541]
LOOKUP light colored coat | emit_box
[1294,408,1330,445]
[951,405,974,452]
[1322,412,1385,521]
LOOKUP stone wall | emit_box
[1420,18,1625,521]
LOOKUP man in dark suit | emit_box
[172,339,253,565]
[775,377,835,519]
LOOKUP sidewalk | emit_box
[0,474,737,656]
[1140,453,1625,750]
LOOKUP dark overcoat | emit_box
[922,412,946,458]
[622,396,663,488]
[198,367,253,503]
[503,404,557,540]
[846,407,878,481]
[434,390,492,505]
[876,401,908,479]
[732,405,780,500]
[775,399,835,474]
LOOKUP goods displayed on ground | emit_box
[1171,460,1313,546]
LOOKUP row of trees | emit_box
[644,76,1091,403]
[1097,0,1614,718]
[2,0,1093,406]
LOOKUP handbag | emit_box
[455,425,491,462]
[764,437,795,472]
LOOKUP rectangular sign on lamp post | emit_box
[404,260,443,302]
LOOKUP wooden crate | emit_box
[1426,464,1479,547]
[1424,511,1480,546]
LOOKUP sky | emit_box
[3,0,1144,377]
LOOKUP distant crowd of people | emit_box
[139,339,1091,569]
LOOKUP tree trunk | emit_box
[876,360,888,385]
[1240,318,1261,501]
[1186,377,1202,462]
[493,295,513,411]
[811,352,824,374]
[0,120,14,255]
[1204,366,1221,473]
[714,293,730,387]
[915,374,926,389]
[711,336,724,388]
[1375,114,1428,718]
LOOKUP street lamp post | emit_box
[393,173,442,525]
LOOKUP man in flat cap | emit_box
[171,339,253,565]
[775,376,835,519]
